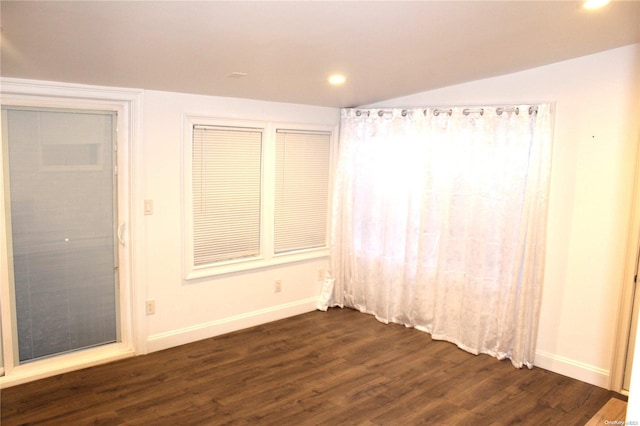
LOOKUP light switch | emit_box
[144,199,154,215]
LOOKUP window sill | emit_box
[185,247,329,280]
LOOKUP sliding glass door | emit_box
[3,107,119,363]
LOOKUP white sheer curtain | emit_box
[319,105,553,368]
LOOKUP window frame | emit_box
[182,114,335,280]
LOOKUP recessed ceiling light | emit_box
[328,74,347,85]
[583,0,610,10]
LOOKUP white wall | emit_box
[141,90,339,352]
[369,44,640,388]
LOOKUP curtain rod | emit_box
[353,106,539,117]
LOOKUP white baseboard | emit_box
[146,297,319,353]
[534,349,610,389]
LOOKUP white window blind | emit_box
[192,126,262,265]
[274,130,331,254]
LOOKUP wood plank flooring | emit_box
[1,308,626,425]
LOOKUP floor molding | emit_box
[146,297,318,353]
[535,349,609,388]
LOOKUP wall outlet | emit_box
[146,299,156,315]
[318,269,325,280]
[274,280,282,293]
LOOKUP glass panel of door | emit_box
[3,107,119,363]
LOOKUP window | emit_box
[184,116,334,279]
[38,110,108,171]
[275,130,331,254]
[191,125,263,266]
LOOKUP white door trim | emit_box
[0,78,145,387]
[611,130,640,393]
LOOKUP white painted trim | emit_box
[0,78,146,380]
[0,343,134,389]
[146,297,319,353]
[0,78,143,101]
[535,349,610,388]
[0,109,17,376]
[611,128,640,393]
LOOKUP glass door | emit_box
[3,107,119,363]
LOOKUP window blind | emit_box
[192,126,262,265]
[5,107,118,361]
[274,130,330,254]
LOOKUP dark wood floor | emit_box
[1,308,625,425]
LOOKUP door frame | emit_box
[0,78,145,388]
[611,130,640,393]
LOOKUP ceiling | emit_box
[1,1,639,108]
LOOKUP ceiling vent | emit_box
[226,72,248,79]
